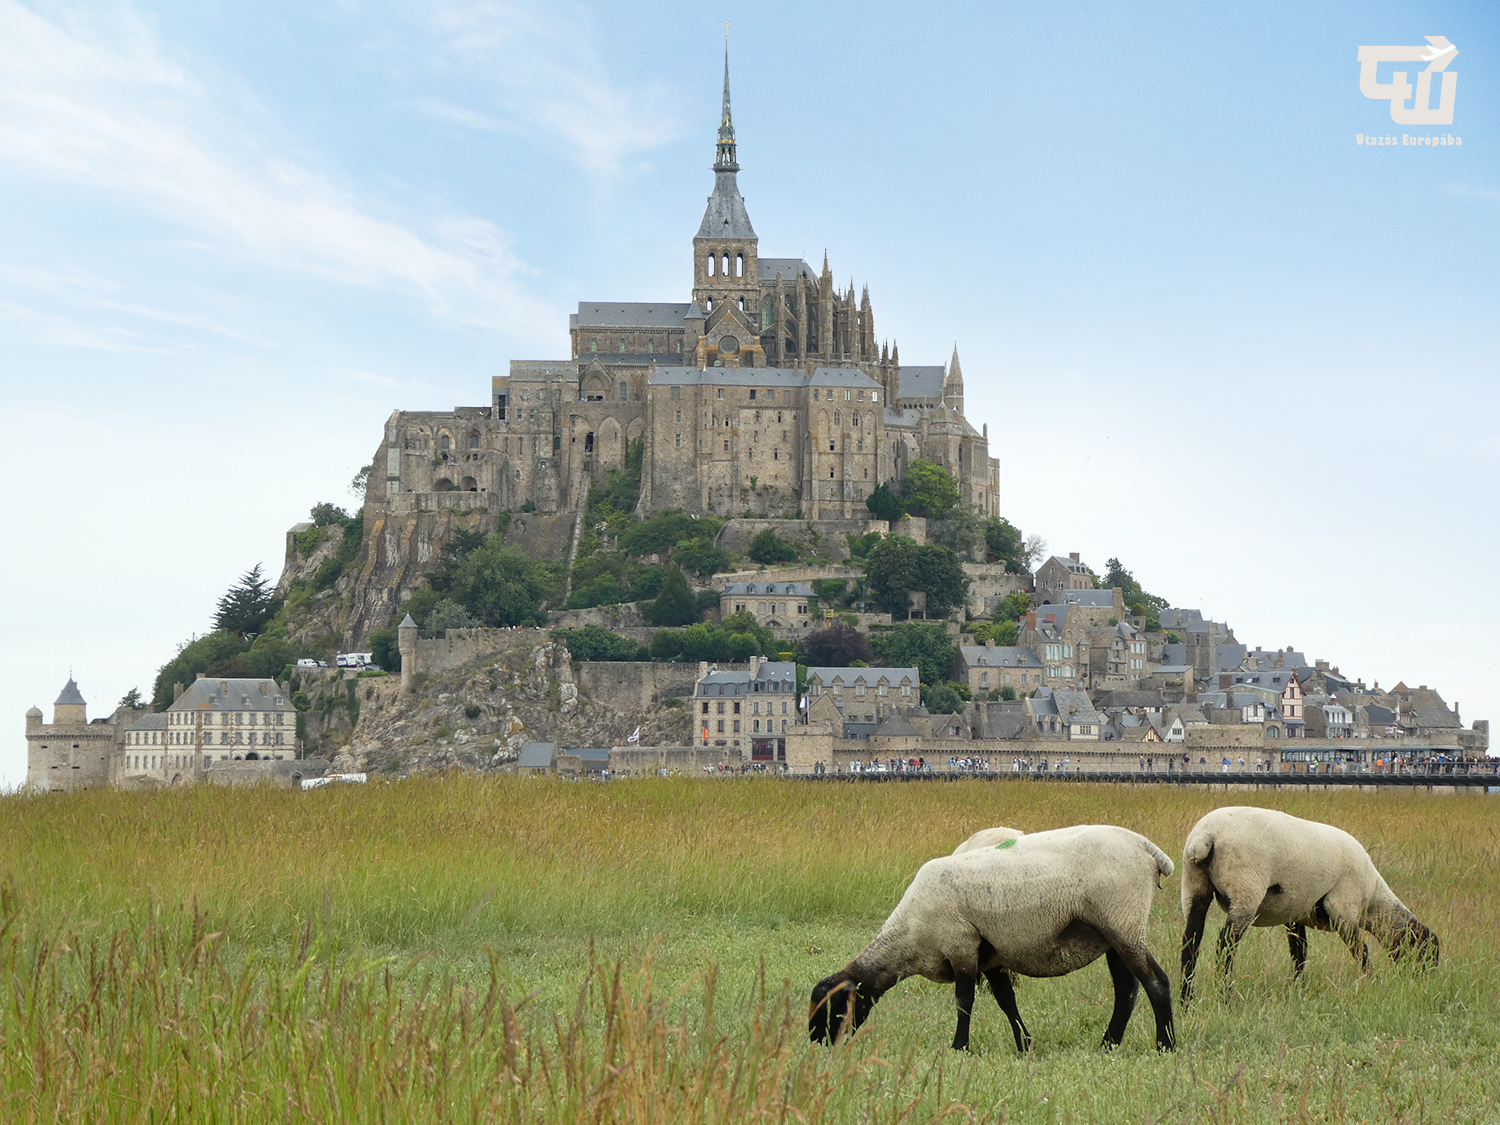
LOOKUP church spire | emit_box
[714,39,738,172]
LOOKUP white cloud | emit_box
[420,0,681,175]
[0,0,553,331]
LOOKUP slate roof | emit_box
[575,302,691,328]
[1092,689,1167,710]
[1159,608,1204,629]
[1043,556,1092,578]
[518,742,556,769]
[757,258,814,282]
[1050,688,1102,724]
[806,666,919,687]
[1215,643,1247,673]
[874,710,919,737]
[806,367,883,391]
[1059,590,1115,608]
[129,713,168,732]
[55,678,85,706]
[723,581,813,597]
[696,661,797,697]
[697,170,757,239]
[649,366,807,389]
[168,678,292,713]
[959,645,1042,669]
[976,704,1028,740]
[897,366,945,399]
[1159,644,1188,666]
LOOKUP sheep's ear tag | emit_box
[994,838,1017,850]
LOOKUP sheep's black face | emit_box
[809,975,873,1045]
[1392,921,1439,968]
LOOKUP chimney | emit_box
[173,682,184,701]
[1025,611,1037,631]
[196,672,207,680]
[986,638,996,649]
[1069,552,1080,562]
[698,661,709,679]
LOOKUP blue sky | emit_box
[4,0,1496,785]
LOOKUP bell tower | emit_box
[691,40,762,368]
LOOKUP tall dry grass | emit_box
[0,777,1494,1122]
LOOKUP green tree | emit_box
[799,622,873,667]
[310,502,348,527]
[923,683,965,714]
[118,687,144,710]
[369,627,400,672]
[726,632,760,661]
[553,626,640,662]
[843,531,884,562]
[152,630,248,708]
[864,481,906,522]
[674,536,730,577]
[649,629,684,660]
[1098,557,1170,622]
[747,529,798,564]
[426,598,479,632]
[213,564,277,637]
[930,507,983,561]
[871,622,957,686]
[899,460,960,520]
[865,535,921,616]
[914,544,970,618]
[679,623,728,662]
[349,464,372,499]
[451,538,551,626]
[246,635,297,680]
[984,517,1026,572]
[647,566,699,626]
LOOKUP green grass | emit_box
[0,779,1494,1122]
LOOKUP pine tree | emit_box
[213,564,276,637]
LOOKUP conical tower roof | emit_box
[55,678,85,707]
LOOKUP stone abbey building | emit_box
[367,51,999,524]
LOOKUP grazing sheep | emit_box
[809,825,1176,1052]
[952,826,1025,854]
[1179,806,1439,1007]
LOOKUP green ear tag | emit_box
[994,838,1016,850]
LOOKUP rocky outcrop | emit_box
[299,638,692,775]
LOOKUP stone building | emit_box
[693,657,797,760]
[24,679,119,792]
[720,580,814,631]
[361,49,1000,548]
[1034,553,1093,604]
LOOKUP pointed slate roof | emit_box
[697,43,756,240]
[55,678,85,706]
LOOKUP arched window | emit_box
[852,412,860,428]
[736,252,744,277]
[590,339,597,352]
[834,411,840,427]
[722,252,730,277]
[439,433,450,452]
[618,381,628,401]
[708,253,716,277]
[469,431,480,448]
[618,338,626,352]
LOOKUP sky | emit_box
[4,0,1496,787]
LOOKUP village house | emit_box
[693,657,797,760]
[956,641,1044,696]
[719,580,814,631]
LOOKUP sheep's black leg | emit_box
[1102,947,1140,1048]
[1286,923,1308,977]
[1180,893,1213,1009]
[1337,924,1370,973]
[951,971,976,1051]
[1106,945,1176,1051]
[983,967,1032,1054]
[1215,914,1249,993]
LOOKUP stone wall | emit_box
[715,518,889,561]
[575,662,699,711]
[403,627,542,686]
[203,758,331,788]
[961,563,1031,618]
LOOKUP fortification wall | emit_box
[575,662,699,711]
[404,627,542,682]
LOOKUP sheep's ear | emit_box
[808,977,839,1044]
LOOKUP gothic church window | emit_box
[619,381,628,401]
[708,254,716,276]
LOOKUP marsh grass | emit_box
[0,778,1495,1122]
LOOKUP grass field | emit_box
[0,776,1495,1123]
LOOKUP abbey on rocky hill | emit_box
[367,47,998,522]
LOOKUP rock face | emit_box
[298,638,691,775]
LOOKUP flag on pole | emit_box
[799,695,808,711]
[628,726,641,743]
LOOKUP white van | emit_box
[336,652,374,668]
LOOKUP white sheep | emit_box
[809,824,1177,1052]
[1179,806,1439,1006]
[952,826,1025,854]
